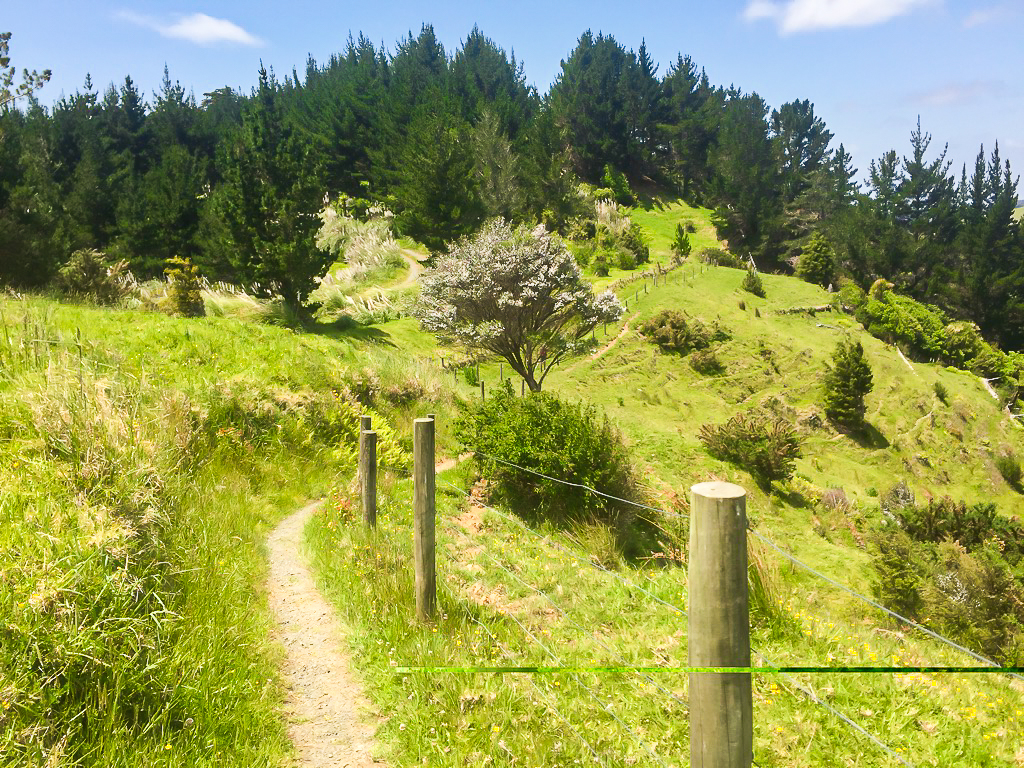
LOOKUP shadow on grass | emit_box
[847,421,889,450]
[308,316,396,346]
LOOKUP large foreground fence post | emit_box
[360,429,377,528]
[413,417,436,620]
[689,481,752,768]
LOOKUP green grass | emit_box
[1014,204,1023,222]
[627,198,722,260]
[0,296,414,766]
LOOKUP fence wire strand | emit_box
[451,453,1021,680]
[438,478,923,767]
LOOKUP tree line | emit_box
[0,25,1021,345]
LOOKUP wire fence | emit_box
[434,476,917,767]
[364,446,1022,766]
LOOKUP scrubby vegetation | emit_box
[639,309,729,354]
[454,384,657,555]
[699,412,803,487]
[823,338,874,430]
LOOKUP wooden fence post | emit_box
[413,418,436,621]
[688,481,752,768]
[358,415,371,489]
[360,429,377,528]
[480,379,485,400]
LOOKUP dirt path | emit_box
[393,249,425,291]
[266,501,381,768]
[563,312,640,375]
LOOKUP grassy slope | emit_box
[0,298,384,766]
[1014,204,1023,222]
[307,202,1024,766]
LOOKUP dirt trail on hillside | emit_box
[266,502,382,768]
[393,249,426,291]
[563,312,640,375]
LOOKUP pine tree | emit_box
[205,66,327,316]
[671,223,691,260]
[165,256,205,317]
[823,339,874,430]
[796,231,836,287]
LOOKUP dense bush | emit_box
[690,347,724,375]
[823,339,873,430]
[617,248,637,271]
[741,267,765,297]
[165,256,206,317]
[838,277,867,311]
[871,495,1024,662]
[454,386,655,555]
[55,249,137,305]
[601,164,635,206]
[795,232,836,287]
[995,452,1023,490]
[698,247,743,268]
[621,222,650,264]
[639,309,728,354]
[698,412,803,487]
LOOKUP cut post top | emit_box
[691,481,746,500]
[414,417,435,427]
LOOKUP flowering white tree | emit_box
[417,219,623,391]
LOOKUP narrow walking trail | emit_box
[266,501,381,768]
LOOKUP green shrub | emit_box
[795,232,836,288]
[996,452,1023,490]
[454,386,654,556]
[567,217,597,241]
[569,240,595,268]
[685,222,697,233]
[601,164,635,206]
[639,310,727,354]
[463,365,480,386]
[698,412,803,486]
[165,256,206,317]
[55,249,136,305]
[690,348,724,375]
[698,247,743,268]
[933,380,949,404]
[593,250,611,277]
[838,277,867,311]
[823,339,874,430]
[671,223,692,260]
[621,222,650,264]
[616,248,637,271]
[741,267,765,297]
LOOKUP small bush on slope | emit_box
[454,384,657,557]
[698,412,803,488]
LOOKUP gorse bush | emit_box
[690,347,724,375]
[698,247,743,268]
[639,309,728,354]
[741,267,765,297]
[698,412,803,487]
[454,385,655,556]
[55,249,137,305]
[872,495,1024,663]
[165,256,206,317]
[995,451,1022,490]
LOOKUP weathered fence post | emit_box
[360,429,377,528]
[689,481,752,768]
[480,379,485,400]
[413,418,436,620]
[358,415,371,490]
[521,379,525,396]
[499,362,503,380]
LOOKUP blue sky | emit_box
[6,1,1022,186]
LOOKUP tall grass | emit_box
[0,298,398,765]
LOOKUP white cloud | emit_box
[914,80,1002,108]
[117,11,262,46]
[963,5,1016,28]
[743,0,935,34]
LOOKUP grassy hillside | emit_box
[306,203,1024,766]
[1014,204,1023,222]
[0,298,426,766]
[6,197,1024,766]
